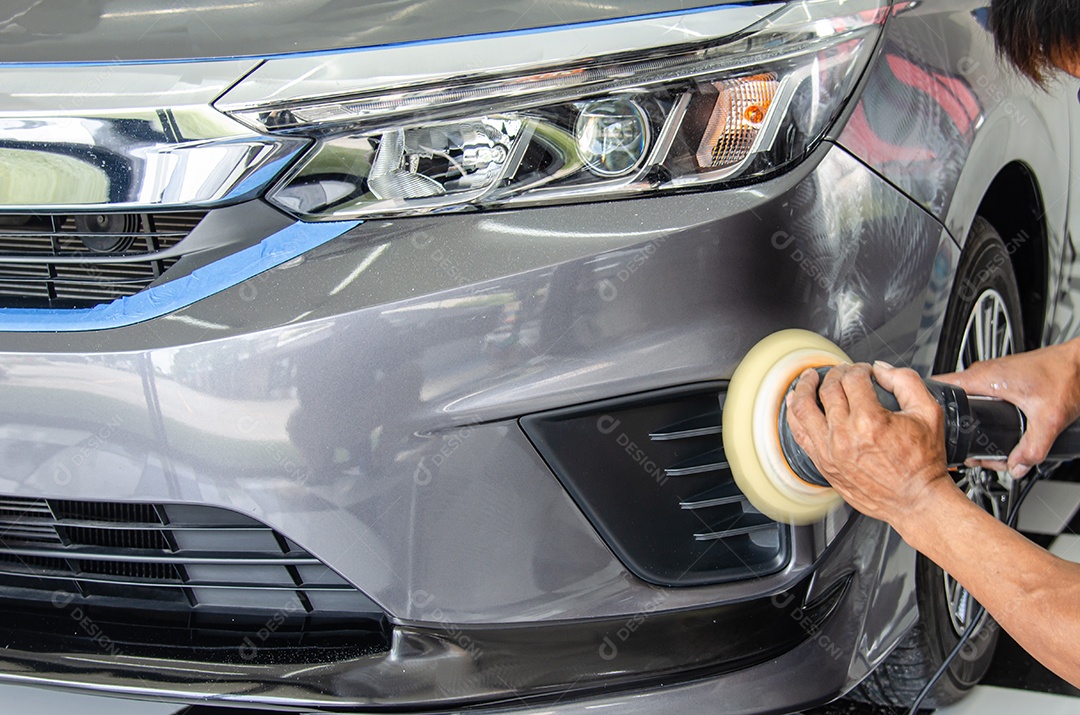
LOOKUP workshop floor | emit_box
[7,478,1080,715]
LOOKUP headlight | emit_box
[222,0,887,220]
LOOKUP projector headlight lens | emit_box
[227,0,887,220]
[575,98,650,178]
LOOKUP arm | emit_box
[786,363,1080,687]
[901,479,1080,687]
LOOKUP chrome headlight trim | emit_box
[0,61,309,212]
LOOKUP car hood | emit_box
[0,0,757,63]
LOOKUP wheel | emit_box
[854,216,1024,708]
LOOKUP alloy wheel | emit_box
[944,288,1014,636]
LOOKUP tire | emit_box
[853,217,1025,709]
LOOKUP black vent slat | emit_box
[521,383,789,587]
[0,212,204,308]
[694,512,779,541]
[664,448,730,477]
[679,483,748,510]
[648,410,723,441]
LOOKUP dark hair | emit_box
[990,0,1080,84]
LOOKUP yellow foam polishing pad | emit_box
[723,329,850,524]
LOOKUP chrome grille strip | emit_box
[0,546,320,565]
[0,248,185,265]
[0,517,268,532]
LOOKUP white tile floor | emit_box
[1050,533,1080,562]
[0,683,181,714]
[12,683,1080,715]
[936,685,1080,714]
[1016,480,1080,535]
[1019,480,1080,566]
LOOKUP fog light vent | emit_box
[520,382,790,587]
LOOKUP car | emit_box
[0,0,1076,712]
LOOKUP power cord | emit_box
[904,468,1045,715]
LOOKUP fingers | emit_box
[837,364,882,421]
[818,365,851,420]
[1008,431,1053,478]
[787,369,828,448]
[965,457,1009,472]
[873,362,940,423]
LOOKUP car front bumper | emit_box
[0,140,951,710]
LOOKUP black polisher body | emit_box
[774,367,1075,488]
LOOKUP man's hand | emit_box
[785,362,957,533]
[936,338,1080,478]
[786,356,1080,691]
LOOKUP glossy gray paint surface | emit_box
[1,0,1076,709]
[468,518,909,715]
[0,0,757,63]
[0,144,953,625]
[835,0,1075,316]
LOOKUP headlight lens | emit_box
[233,0,887,220]
[575,98,651,178]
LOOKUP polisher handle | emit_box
[1046,420,1080,460]
[903,381,1080,464]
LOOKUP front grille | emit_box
[0,496,387,661]
[0,212,204,308]
[521,383,789,586]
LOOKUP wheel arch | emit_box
[973,162,1050,353]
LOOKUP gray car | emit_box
[0,0,1075,712]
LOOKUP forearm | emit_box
[895,479,1080,687]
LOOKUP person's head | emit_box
[990,0,1080,82]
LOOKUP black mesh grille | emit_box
[78,558,180,582]
[0,552,67,572]
[521,383,790,587]
[50,499,160,524]
[0,212,203,308]
[0,496,383,621]
[59,525,171,550]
